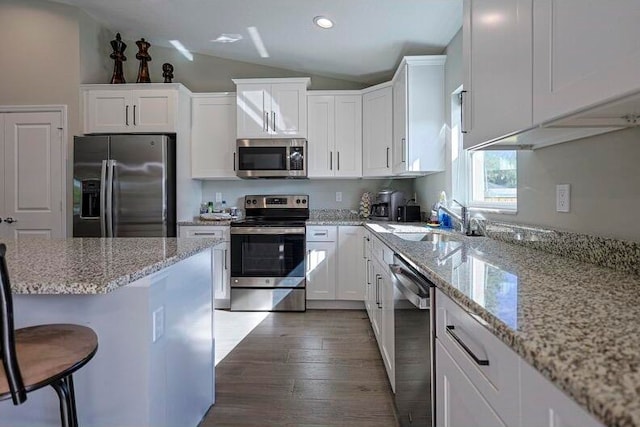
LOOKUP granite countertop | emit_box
[178,219,233,226]
[2,237,223,295]
[366,223,640,427]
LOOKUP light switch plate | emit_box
[336,192,342,202]
[556,184,570,213]
[152,306,165,342]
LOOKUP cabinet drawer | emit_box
[179,226,229,240]
[371,235,394,266]
[435,289,520,427]
[306,226,337,242]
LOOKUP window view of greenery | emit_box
[471,150,517,205]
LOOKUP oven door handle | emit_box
[231,227,306,235]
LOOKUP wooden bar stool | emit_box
[0,243,98,427]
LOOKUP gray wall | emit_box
[414,29,462,210]
[201,179,415,212]
[413,28,640,242]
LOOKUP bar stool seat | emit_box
[0,243,99,427]
[0,324,98,399]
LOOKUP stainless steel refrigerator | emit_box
[73,135,176,237]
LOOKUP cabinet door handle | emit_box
[386,147,390,168]
[4,217,16,224]
[445,325,489,366]
[460,90,468,134]
[133,105,136,126]
[337,152,340,170]
[125,105,129,126]
[224,249,228,270]
[362,236,367,259]
[233,152,236,171]
[375,274,381,308]
[401,138,406,163]
[264,111,268,132]
[329,151,333,170]
[366,259,371,285]
[271,111,276,132]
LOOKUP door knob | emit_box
[0,218,2,223]
[4,217,16,224]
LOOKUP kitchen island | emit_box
[0,237,223,427]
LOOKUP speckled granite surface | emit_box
[485,221,640,276]
[1,237,223,295]
[366,223,640,427]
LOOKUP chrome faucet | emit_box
[438,199,470,235]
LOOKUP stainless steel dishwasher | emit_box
[389,254,435,427]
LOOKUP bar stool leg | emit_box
[65,375,79,427]
[51,378,72,427]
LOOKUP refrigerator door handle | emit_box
[100,160,108,237]
[106,160,116,237]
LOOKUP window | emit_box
[451,88,517,211]
[469,150,517,209]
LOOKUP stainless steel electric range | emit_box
[230,195,309,311]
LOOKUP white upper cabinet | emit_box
[362,84,393,177]
[392,56,446,174]
[307,93,362,178]
[82,84,182,134]
[533,0,640,124]
[462,0,533,150]
[233,78,310,139]
[191,94,237,179]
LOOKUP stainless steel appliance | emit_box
[389,254,434,427]
[73,135,176,237]
[236,138,307,178]
[370,190,406,221]
[230,195,309,311]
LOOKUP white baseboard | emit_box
[306,300,365,310]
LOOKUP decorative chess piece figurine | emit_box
[109,33,127,84]
[135,38,152,83]
[162,63,174,83]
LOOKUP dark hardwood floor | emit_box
[200,309,399,427]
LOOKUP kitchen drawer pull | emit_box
[125,105,129,126]
[329,152,333,170]
[386,147,390,168]
[193,232,220,236]
[460,90,468,134]
[133,105,136,125]
[314,232,327,236]
[445,325,489,366]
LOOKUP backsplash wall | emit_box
[201,179,415,211]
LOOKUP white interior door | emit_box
[2,111,64,238]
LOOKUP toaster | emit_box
[397,205,421,222]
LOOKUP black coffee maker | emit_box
[370,189,406,221]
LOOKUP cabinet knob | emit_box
[4,217,16,224]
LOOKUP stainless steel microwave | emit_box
[236,139,307,178]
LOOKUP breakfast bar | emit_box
[0,237,222,427]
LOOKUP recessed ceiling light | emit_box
[211,34,243,43]
[313,16,334,29]
[168,40,193,61]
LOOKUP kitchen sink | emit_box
[393,232,460,243]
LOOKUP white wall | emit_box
[201,179,415,212]
[413,28,640,242]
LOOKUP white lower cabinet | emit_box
[436,340,506,427]
[306,226,365,301]
[520,361,604,427]
[179,225,230,309]
[364,232,395,391]
[435,288,604,427]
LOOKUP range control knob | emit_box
[296,199,301,204]
[252,199,258,204]
[302,199,307,204]
[246,200,251,205]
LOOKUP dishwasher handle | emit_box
[389,263,430,310]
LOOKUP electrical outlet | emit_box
[556,184,570,213]
[336,192,342,202]
[215,192,222,203]
[152,306,165,342]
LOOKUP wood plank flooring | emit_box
[200,309,399,427]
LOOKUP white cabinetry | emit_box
[435,288,604,427]
[233,78,310,138]
[392,56,446,175]
[533,0,640,124]
[306,226,365,301]
[362,84,393,177]
[191,94,237,179]
[462,0,533,150]
[82,84,183,134]
[520,361,604,427]
[179,225,231,308]
[307,93,362,178]
[365,232,395,391]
